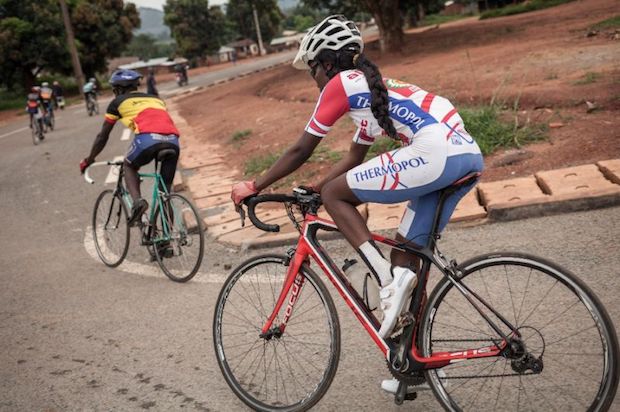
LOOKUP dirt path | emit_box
[178,0,619,184]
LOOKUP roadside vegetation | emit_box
[419,13,475,27]
[590,15,620,30]
[480,0,575,19]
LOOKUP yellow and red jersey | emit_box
[104,92,180,136]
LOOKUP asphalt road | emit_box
[0,69,618,411]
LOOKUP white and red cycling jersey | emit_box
[305,70,476,156]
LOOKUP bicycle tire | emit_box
[48,112,55,131]
[152,193,204,282]
[419,252,619,412]
[213,254,341,411]
[31,119,40,145]
[92,190,130,267]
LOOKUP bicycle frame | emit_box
[260,212,516,371]
[111,166,174,244]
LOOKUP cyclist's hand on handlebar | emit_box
[80,158,93,174]
[231,181,258,205]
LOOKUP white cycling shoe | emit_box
[378,267,417,338]
[381,369,448,394]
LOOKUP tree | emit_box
[301,0,404,52]
[0,0,139,92]
[72,0,140,77]
[124,33,177,60]
[0,0,69,90]
[164,0,230,61]
[226,0,283,45]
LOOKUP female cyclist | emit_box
[231,14,483,364]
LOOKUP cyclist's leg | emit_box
[159,145,180,194]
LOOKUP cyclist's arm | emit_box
[254,131,321,191]
[85,121,114,163]
[315,141,369,191]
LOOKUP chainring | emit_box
[385,334,426,385]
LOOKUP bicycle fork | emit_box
[259,248,307,340]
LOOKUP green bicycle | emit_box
[84,150,205,282]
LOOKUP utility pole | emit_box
[251,3,265,56]
[59,0,85,90]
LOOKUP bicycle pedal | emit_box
[396,312,415,330]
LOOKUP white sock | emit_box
[358,241,393,287]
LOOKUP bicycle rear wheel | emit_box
[92,190,130,267]
[152,193,204,282]
[420,252,619,411]
[213,254,341,411]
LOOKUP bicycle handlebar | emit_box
[83,160,124,184]
[243,194,297,232]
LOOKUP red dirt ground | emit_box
[179,0,619,185]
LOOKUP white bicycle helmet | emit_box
[293,15,363,70]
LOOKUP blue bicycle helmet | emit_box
[109,69,142,88]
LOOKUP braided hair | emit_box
[316,47,398,140]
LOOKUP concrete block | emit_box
[204,207,285,228]
[195,195,230,210]
[536,164,620,197]
[216,215,292,245]
[597,159,620,185]
[450,188,487,222]
[172,170,184,192]
[366,203,407,232]
[478,176,548,207]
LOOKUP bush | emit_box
[0,89,24,111]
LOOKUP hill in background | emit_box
[135,7,170,40]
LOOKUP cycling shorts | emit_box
[346,123,483,246]
[126,133,180,167]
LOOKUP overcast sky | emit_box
[128,0,228,10]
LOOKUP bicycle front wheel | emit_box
[213,255,341,411]
[152,193,204,282]
[92,190,130,267]
[31,120,40,145]
[420,252,619,412]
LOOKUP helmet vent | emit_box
[326,27,344,36]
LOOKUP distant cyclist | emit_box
[83,77,98,108]
[26,86,45,136]
[52,81,65,110]
[80,69,181,226]
[39,82,54,126]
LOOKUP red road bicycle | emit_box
[213,173,619,411]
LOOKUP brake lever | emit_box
[235,204,246,227]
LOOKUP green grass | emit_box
[591,15,620,30]
[0,89,25,111]
[308,145,343,163]
[459,106,547,155]
[244,151,281,176]
[573,72,600,85]
[230,129,252,143]
[480,0,575,19]
[419,13,474,27]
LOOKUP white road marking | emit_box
[121,128,132,141]
[0,127,28,140]
[104,156,125,185]
[83,226,228,283]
